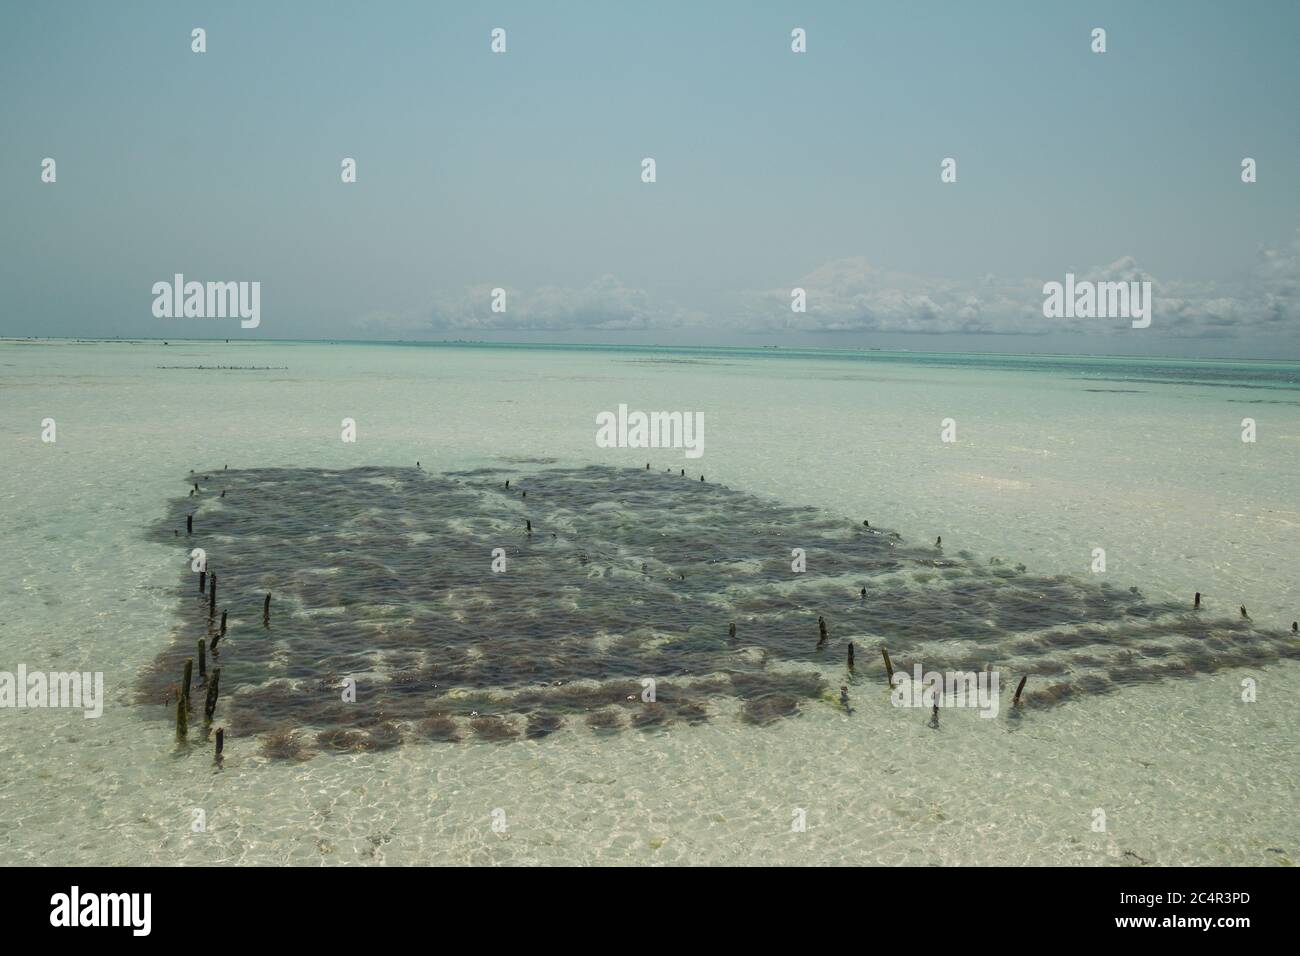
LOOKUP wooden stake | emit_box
[1014,675,1028,706]
[204,669,221,722]
[847,641,855,669]
[187,514,193,535]
[175,697,187,741]
[728,622,736,639]
[197,639,206,679]
[199,570,206,594]
[181,659,193,711]
[208,573,216,617]
[215,727,224,756]
[220,610,227,637]
[1194,592,1201,609]
[817,616,828,647]
[882,647,894,683]
[263,592,271,627]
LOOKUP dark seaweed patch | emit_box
[141,465,1295,751]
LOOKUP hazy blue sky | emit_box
[2,1,1298,357]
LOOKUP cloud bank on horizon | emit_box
[358,229,1300,342]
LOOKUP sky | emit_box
[1,0,1298,358]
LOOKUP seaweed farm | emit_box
[140,465,1300,758]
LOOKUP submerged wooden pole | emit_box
[1194,591,1201,609]
[1292,621,1298,633]
[882,647,894,683]
[728,622,736,639]
[199,570,206,594]
[215,727,224,757]
[1013,675,1028,706]
[817,615,828,647]
[175,696,187,741]
[197,639,206,679]
[187,514,193,535]
[208,573,216,617]
[262,592,271,626]
[847,641,855,670]
[219,610,227,637]
[181,659,193,711]
[1240,605,1250,620]
[204,669,221,722]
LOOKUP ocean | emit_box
[1,339,1296,865]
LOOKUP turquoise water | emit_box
[1,339,1297,865]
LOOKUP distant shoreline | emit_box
[2,336,1297,367]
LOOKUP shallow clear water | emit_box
[1,340,1297,865]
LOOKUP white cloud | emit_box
[356,232,1300,341]
[742,232,1300,339]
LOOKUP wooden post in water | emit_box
[215,727,224,757]
[199,570,206,594]
[208,573,216,618]
[817,616,828,647]
[882,647,894,683]
[204,669,221,722]
[187,514,193,535]
[728,622,736,639]
[181,659,193,711]
[219,610,227,637]
[263,592,271,627]
[197,639,206,679]
[1240,605,1250,620]
[1013,675,1028,706]
[176,697,187,741]
[847,641,855,670]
